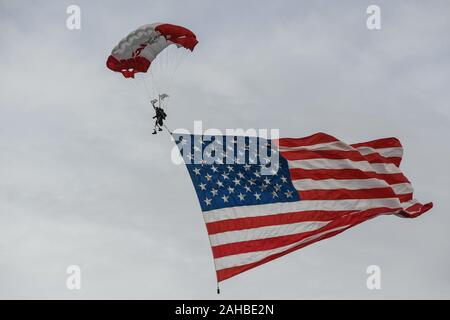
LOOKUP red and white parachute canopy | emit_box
[107,23,198,78]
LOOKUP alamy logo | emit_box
[66,5,81,30]
[66,265,81,290]
[366,265,381,290]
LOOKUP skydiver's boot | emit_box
[152,129,157,135]
[159,127,163,131]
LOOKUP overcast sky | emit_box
[0,0,449,299]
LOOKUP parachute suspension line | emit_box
[138,76,152,102]
[141,75,154,101]
[149,67,162,98]
[157,46,172,96]
[166,49,188,95]
[147,69,156,96]
[129,77,140,93]
[163,44,170,78]
[161,49,168,92]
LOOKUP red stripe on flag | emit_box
[299,188,397,201]
[281,149,400,166]
[206,210,354,235]
[350,137,402,149]
[277,132,338,148]
[398,202,433,218]
[398,193,413,203]
[289,168,410,185]
[363,154,402,167]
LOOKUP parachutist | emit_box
[151,94,169,134]
[152,101,167,135]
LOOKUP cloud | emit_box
[0,0,449,298]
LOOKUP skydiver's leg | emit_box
[153,120,159,134]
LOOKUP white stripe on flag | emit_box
[288,158,402,174]
[280,143,403,160]
[392,183,413,195]
[203,198,401,223]
[278,141,352,152]
[401,199,419,210]
[209,220,329,246]
[356,146,403,158]
[292,178,389,191]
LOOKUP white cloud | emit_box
[0,0,449,298]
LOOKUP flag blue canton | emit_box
[175,134,300,212]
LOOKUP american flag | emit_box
[174,132,432,282]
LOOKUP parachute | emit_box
[107,23,198,132]
[106,23,198,79]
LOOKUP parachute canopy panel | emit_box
[107,23,198,78]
